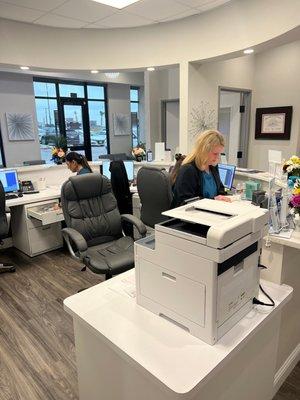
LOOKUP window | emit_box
[130,87,140,147]
[34,81,60,163]
[34,79,109,162]
[59,83,84,98]
[87,84,108,160]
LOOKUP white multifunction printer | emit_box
[135,199,269,345]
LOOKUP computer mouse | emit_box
[18,192,23,197]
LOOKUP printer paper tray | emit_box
[159,218,209,238]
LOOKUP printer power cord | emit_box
[253,264,275,307]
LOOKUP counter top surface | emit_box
[268,230,300,249]
[64,270,292,395]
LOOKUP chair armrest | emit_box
[121,214,147,238]
[62,228,88,260]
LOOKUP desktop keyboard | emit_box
[5,193,19,200]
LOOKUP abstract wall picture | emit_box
[6,113,35,141]
[113,113,130,136]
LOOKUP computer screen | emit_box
[101,160,134,181]
[218,163,236,190]
[0,169,20,193]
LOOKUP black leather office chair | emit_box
[0,182,15,274]
[99,153,131,161]
[61,173,146,280]
[109,160,133,237]
[137,167,173,229]
[23,160,46,166]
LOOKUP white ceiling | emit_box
[0,0,232,29]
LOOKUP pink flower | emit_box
[291,194,300,208]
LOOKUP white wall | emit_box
[0,0,299,69]
[248,40,300,169]
[187,40,300,169]
[188,56,254,150]
[0,72,41,167]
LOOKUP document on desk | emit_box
[269,229,293,239]
[109,274,136,298]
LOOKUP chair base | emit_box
[0,263,16,273]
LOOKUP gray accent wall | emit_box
[107,83,132,155]
[0,72,41,167]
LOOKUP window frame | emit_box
[33,77,110,161]
[130,86,140,147]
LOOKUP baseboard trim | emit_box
[273,343,300,395]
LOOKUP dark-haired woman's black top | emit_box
[172,162,225,207]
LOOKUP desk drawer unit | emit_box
[27,204,64,226]
[11,199,63,257]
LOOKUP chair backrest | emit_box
[137,167,173,228]
[109,161,132,214]
[0,182,9,239]
[61,173,122,247]
[23,160,46,166]
[99,153,128,161]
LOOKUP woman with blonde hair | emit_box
[173,130,230,206]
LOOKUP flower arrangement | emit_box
[51,147,66,164]
[132,145,145,161]
[283,155,300,176]
[51,135,67,164]
[290,179,300,215]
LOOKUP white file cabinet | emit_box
[11,199,64,257]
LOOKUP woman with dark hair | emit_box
[65,151,92,175]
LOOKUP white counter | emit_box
[64,270,292,400]
[261,231,300,389]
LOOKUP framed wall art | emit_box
[6,113,35,141]
[255,106,293,140]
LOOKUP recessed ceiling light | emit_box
[105,72,120,78]
[91,0,141,9]
[20,66,29,70]
[243,49,254,54]
[147,67,155,71]
[91,70,99,74]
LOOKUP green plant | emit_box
[54,135,68,152]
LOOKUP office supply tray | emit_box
[27,202,64,225]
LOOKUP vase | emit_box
[294,216,300,232]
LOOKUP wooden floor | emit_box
[0,248,103,400]
[0,248,299,400]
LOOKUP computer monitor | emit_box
[218,163,236,190]
[101,160,134,181]
[0,169,20,193]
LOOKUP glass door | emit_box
[60,98,92,160]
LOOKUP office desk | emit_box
[64,270,292,400]
[261,231,300,390]
[7,184,137,257]
[6,186,61,208]
[8,186,63,257]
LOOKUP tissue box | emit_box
[245,181,260,200]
